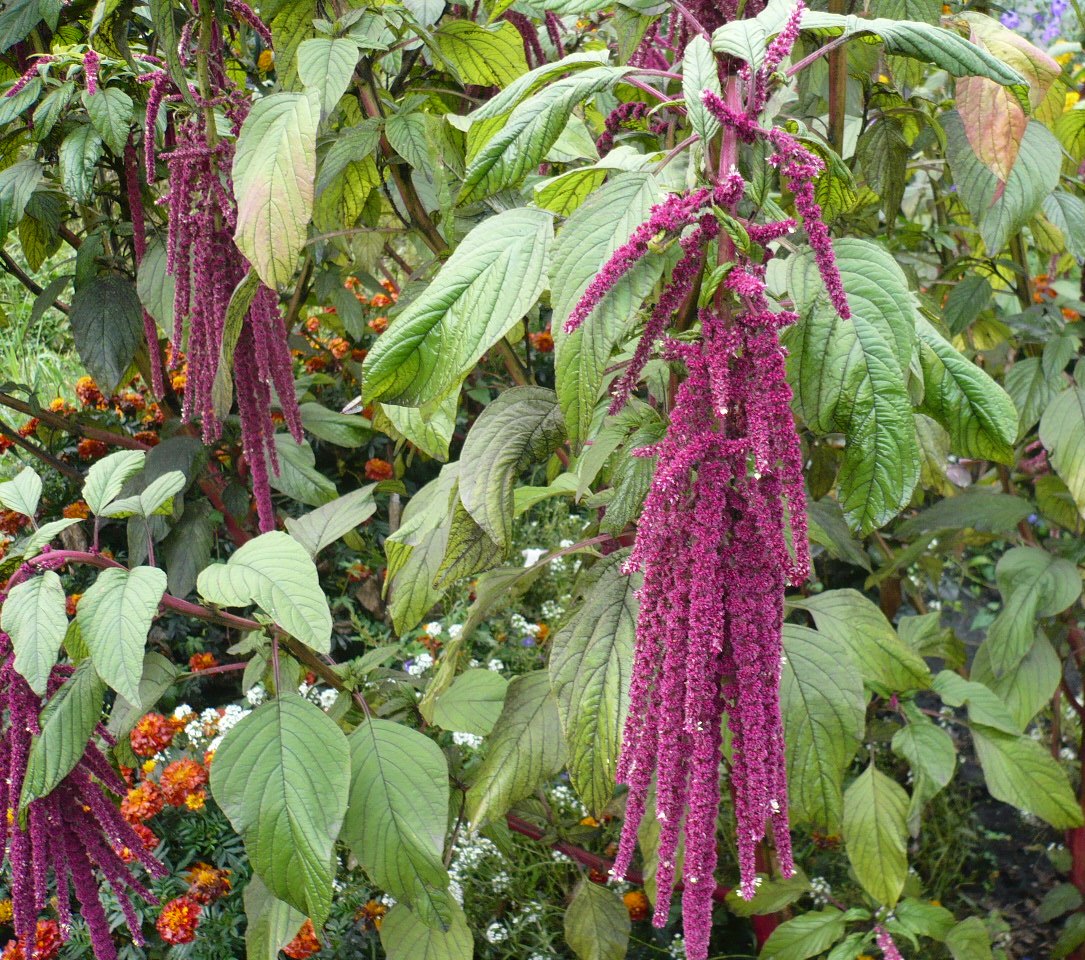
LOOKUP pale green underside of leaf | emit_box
[842,763,909,906]
[564,880,631,960]
[2,571,67,695]
[1040,385,1085,522]
[431,669,509,736]
[379,902,474,960]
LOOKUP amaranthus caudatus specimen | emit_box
[563,5,851,957]
[141,4,302,531]
[0,559,166,960]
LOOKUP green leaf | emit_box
[316,120,382,194]
[434,498,503,588]
[1055,915,1085,960]
[467,671,566,826]
[1042,190,1085,260]
[788,590,930,691]
[761,908,847,960]
[0,160,42,239]
[243,874,307,960]
[83,87,133,155]
[891,714,956,795]
[682,35,721,147]
[269,435,338,507]
[20,661,105,808]
[550,172,664,447]
[564,881,631,960]
[300,401,371,447]
[210,694,350,924]
[1040,385,1085,522]
[83,450,146,515]
[549,559,638,815]
[895,490,1032,538]
[458,387,566,550]
[136,239,175,335]
[786,238,919,532]
[77,566,166,705]
[944,113,1060,252]
[100,469,186,519]
[534,168,609,216]
[972,725,1083,828]
[1041,883,1085,923]
[798,13,1026,89]
[857,118,908,221]
[233,92,319,290]
[374,396,456,461]
[0,467,42,518]
[842,763,909,906]
[18,519,83,559]
[945,916,992,960]
[931,670,1019,734]
[985,546,1081,676]
[386,112,436,171]
[460,66,629,203]
[59,124,103,204]
[434,21,528,87]
[2,571,67,695]
[343,718,451,925]
[379,903,474,960]
[725,871,810,918]
[972,631,1060,731]
[297,37,360,116]
[362,209,552,408]
[914,317,1017,463]
[779,624,866,832]
[197,531,333,652]
[69,276,143,395]
[432,669,509,736]
[285,485,378,557]
[161,502,215,598]
[1005,356,1057,438]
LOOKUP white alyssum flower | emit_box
[319,689,339,710]
[541,600,564,620]
[452,731,483,749]
[487,658,505,673]
[424,621,443,638]
[485,923,508,944]
[447,623,463,640]
[559,538,574,549]
[172,704,193,720]
[406,653,434,677]
[668,934,687,958]
[246,684,266,706]
[810,876,832,906]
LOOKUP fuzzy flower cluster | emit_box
[0,623,165,959]
[563,7,850,959]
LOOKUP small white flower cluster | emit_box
[207,703,251,752]
[485,923,508,944]
[448,623,463,640]
[1061,746,1077,762]
[550,850,572,865]
[668,934,687,958]
[550,783,587,817]
[296,682,339,712]
[448,832,505,904]
[424,621,443,638]
[405,652,434,677]
[487,658,505,673]
[492,869,512,893]
[246,684,267,706]
[810,876,832,906]
[540,600,564,621]
[452,731,483,750]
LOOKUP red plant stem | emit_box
[179,661,247,680]
[0,393,149,450]
[504,814,733,904]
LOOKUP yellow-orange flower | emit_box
[356,899,388,931]
[329,337,351,359]
[121,782,164,823]
[130,713,176,757]
[368,315,388,334]
[160,758,209,807]
[185,862,232,904]
[529,330,555,353]
[156,896,201,945]
[62,501,90,519]
[283,919,321,959]
[76,438,108,461]
[0,900,11,924]
[623,890,650,921]
[188,651,218,672]
[364,458,394,481]
[75,376,104,407]
[370,293,393,308]
[257,49,274,72]
[65,594,82,617]
[184,790,207,811]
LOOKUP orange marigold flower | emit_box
[0,919,62,960]
[130,713,176,757]
[328,337,351,360]
[344,275,361,291]
[188,652,218,672]
[356,899,388,931]
[304,316,321,333]
[257,49,274,72]
[17,419,39,438]
[160,759,209,807]
[283,919,321,959]
[65,594,81,617]
[76,438,108,461]
[121,782,164,822]
[133,430,160,447]
[0,437,12,455]
[63,500,90,519]
[380,278,398,297]
[142,403,165,426]
[115,391,146,415]
[185,862,232,904]
[170,371,187,392]
[580,815,600,827]
[350,348,368,363]
[156,896,201,945]
[364,458,394,481]
[48,398,72,415]
[184,790,207,811]
[75,376,104,407]
[536,623,550,641]
[367,315,388,334]
[370,293,392,308]
[345,562,371,583]
[132,823,159,850]
[529,330,555,353]
[305,356,328,373]
[623,890,650,922]
[0,511,29,535]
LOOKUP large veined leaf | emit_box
[0,160,42,239]
[296,37,360,115]
[971,726,1083,829]
[374,395,457,461]
[944,113,1060,253]
[932,670,1019,734]
[2,571,67,695]
[895,490,1032,538]
[269,435,338,507]
[984,546,1081,676]
[106,652,180,745]
[69,276,143,394]
[432,669,508,736]
[99,469,186,519]
[1040,385,1085,522]
[891,712,956,819]
[210,694,350,924]
[343,719,452,926]
[434,21,528,87]
[457,387,566,549]
[788,590,931,692]
[233,92,319,290]
[77,566,166,705]
[379,903,474,960]
[682,36,721,146]
[59,124,103,204]
[549,560,638,815]
[564,881,631,960]
[972,632,1060,731]
[550,172,664,447]
[243,874,307,960]
[362,209,552,408]
[433,497,503,588]
[467,671,566,826]
[1005,357,1058,438]
[285,485,378,557]
[197,531,333,652]
[779,624,866,832]
[83,87,134,155]
[842,764,909,906]
[82,450,146,515]
[955,14,1058,182]
[914,316,1017,462]
[761,908,847,960]
[459,66,630,203]
[786,238,920,532]
[20,661,104,808]
[798,12,1026,92]
[0,467,41,518]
